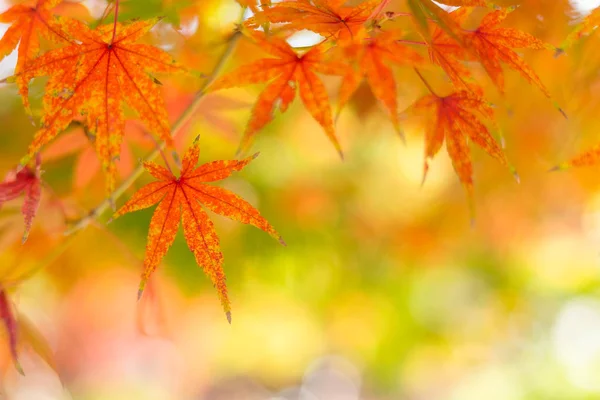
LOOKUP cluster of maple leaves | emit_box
[0,0,598,375]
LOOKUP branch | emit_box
[64,11,246,236]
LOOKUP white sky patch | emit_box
[571,0,600,15]
[432,0,458,12]
[0,24,17,80]
[286,30,325,48]
[178,16,199,37]
[82,0,108,19]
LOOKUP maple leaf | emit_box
[410,90,513,213]
[112,141,285,321]
[14,17,185,194]
[426,7,482,93]
[461,7,551,98]
[0,155,42,244]
[0,289,22,374]
[208,31,346,157]
[0,0,71,73]
[562,6,600,49]
[553,143,600,171]
[0,288,58,375]
[247,0,390,40]
[336,30,424,135]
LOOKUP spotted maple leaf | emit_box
[553,143,600,171]
[0,0,72,73]
[462,7,551,97]
[246,0,390,40]
[335,30,424,135]
[13,17,185,194]
[112,141,285,322]
[410,90,514,214]
[208,30,346,157]
[0,155,42,244]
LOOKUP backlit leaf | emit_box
[112,141,284,321]
[208,30,347,157]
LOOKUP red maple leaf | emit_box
[0,155,42,243]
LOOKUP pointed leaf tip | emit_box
[14,360,24,376]
[513,171,521,184]
[137,280,147,301]
[226,311,232,324]
[21,231,30,245]
[279,236,287,246]
[559,107,568,119]
[252,152,260,160]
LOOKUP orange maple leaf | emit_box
[426,7,550,97]
[463,7,551,97]
[554,143,600,171]
[0,0,71,73]
[247,0,390,40]
[14,17,185,193]
[112,141,285,321]
[426,8,482,93]
[410,90,514,213]
[208,31,346,157]
[336,30,424,135]
[0,155,41,244]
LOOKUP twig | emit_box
[111,0,120,44]
[414,67,439,97]
[64,10,246,236]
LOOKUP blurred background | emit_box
[1,0,600,398]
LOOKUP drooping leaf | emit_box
[410,90,513,214]
[0,289,57,376]
[112,140,285,321]
[0,155,42,244]
[336,30,424,135]
[0,289,22,374]
[246,0,390,40]
[13,17,185,194]
[208,30,347,157]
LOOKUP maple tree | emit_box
[0,0,599,390]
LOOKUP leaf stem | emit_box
[111,0,120,44]
[142,129,174,174]
[64,11,246,236]
[397,39,427,46]
[414,67,439,97]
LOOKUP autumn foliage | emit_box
[0,0,600,388]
